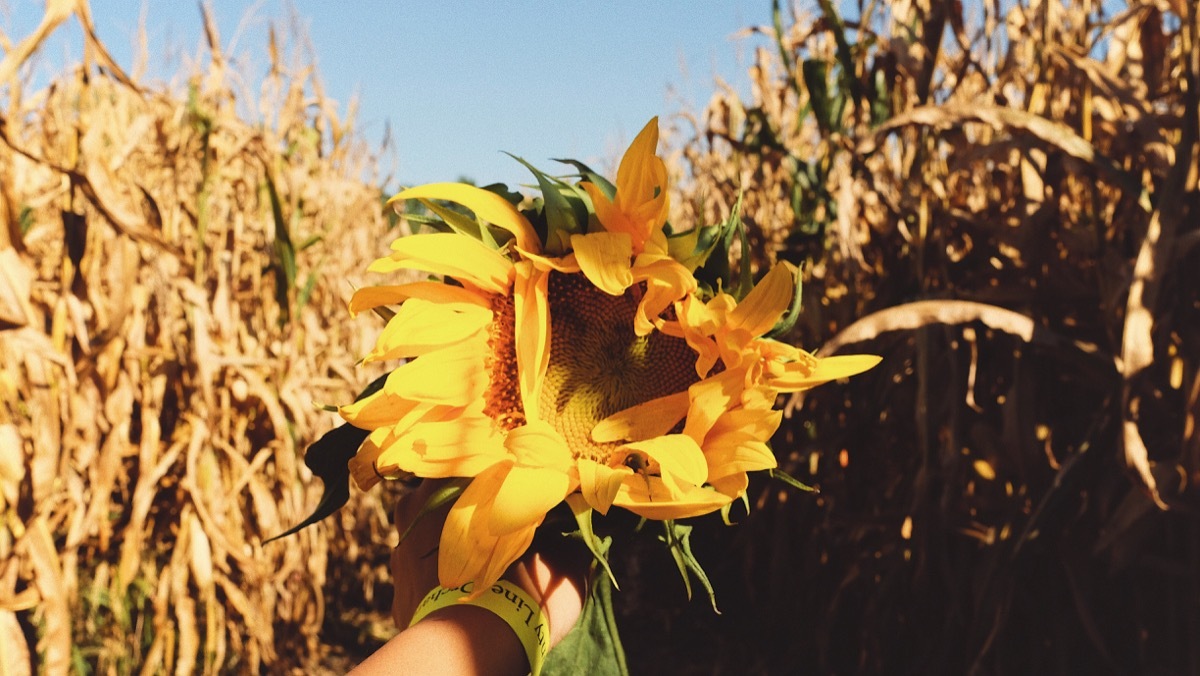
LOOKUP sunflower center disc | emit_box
[537,272,699,462]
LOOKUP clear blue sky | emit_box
[4,0,771,190]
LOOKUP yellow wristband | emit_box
[409,581,550,676]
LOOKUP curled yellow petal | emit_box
[622,434,707,492]
[571,232,634,296]
[581,118,669,253]
[577,458,630,515]
[730,262,795,337]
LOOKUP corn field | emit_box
[630,0,1200,673]
[1,2,398,673]
[1,0,1198,674]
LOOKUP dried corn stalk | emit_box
[0,2,400,672]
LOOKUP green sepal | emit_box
[264,372,390,543]
[507,154,587,256]
[399,212,452,232]
[770,467,818,492]
[564,495,620,590]
[554,158,617,200]
[719,491,752,525]
[765,263,804,339]
[414,197,504,250]
[659,520,719,613]
[694,193,752,299]
[541,554,629,676]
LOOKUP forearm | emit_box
[350,604,526,676]
[350,551,584,675]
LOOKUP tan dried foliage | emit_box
[640,0,1200,673]
[0,3,399,673]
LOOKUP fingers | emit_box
[391,480,449,627]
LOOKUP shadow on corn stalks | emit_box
[623,0,1199,673]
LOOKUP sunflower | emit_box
[340,118,880,593]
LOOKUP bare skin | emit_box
[350,481,585,676]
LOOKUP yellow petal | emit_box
[622,434,707,491]
[682,367,747,442]
[519,247,581,274]
[581,181,628,237]
[631,257,696,335]
[383,342,488,406]
[592,390,689,443]
[513,261,550,419]
[488,465,571,536]
[673,295,722,376]
[364,299,491,363]
[370,233,513,294]
[768,354,882,391]
[505,420,573,472]
[339,388,420,431]
[616,118,662,195]
[571,232,634,296]
[613,118,670,246]
[577,458,630,515]
[439,466,538,590]
[401,414,508,477]
[348,281,489,317]
[730,262,795,337]
[705,439,777,483]
[347,428,388,490]
[389,183,541,254]
[613,479,731,520]
[708,472,750,500]
[705,405,782,444]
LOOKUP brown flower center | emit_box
[483,291,526,431]
[538,272,699,462]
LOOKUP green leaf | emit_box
[659,521,719,613]
[542,549,629,676]
[262,422,369,544]
[264,172,296,324]
[802,59,835,135]
[264,373,390,543]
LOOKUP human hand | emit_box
[352,480,587,675]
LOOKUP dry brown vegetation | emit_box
[2,0,1199,673]
[629,0,1199,673]
[1,2,398,673]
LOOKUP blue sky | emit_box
[4,0,770,189]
